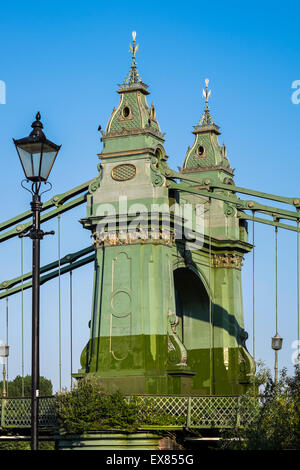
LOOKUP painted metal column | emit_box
[30,192,42,451]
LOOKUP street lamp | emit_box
[271,332,283,385]
[13,112,61,451]
[0,343,9,397]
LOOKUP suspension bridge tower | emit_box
[75,33,255,395]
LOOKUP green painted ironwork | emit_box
[0,250,95,299]
[0,395,259,430]
[167,180,300,224]
[239,212,300,233]
[0,245,94,291]
[0,179,94,234]
[0,397,56,428]
[0,194,87,243]
[164,169,300,208]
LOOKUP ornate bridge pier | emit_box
[75,33,255,395]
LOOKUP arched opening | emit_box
[174,267,209,350]
[173,267,212,392]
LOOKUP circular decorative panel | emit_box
[112,164,136,182]
[111,291,131,315]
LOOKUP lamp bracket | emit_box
[19,229,55,240]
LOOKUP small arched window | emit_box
[122,106,131,118]
[197,145,205,156]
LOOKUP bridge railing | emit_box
[1,397,56,428]
[0,395,259,429]
[129,395,259,429]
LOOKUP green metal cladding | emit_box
[75,34,255,395]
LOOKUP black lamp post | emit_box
[13,112,61,451]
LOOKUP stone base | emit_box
[167,367,196,394]
[56,432,161,450]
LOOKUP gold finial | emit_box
[121,31,143,87]
[199,78,214,127]
[129,30,139,60]
[202,78,211,105]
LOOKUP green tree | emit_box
[220,364,300,450]
[0,375,52,397]
[55,377,139,434]
[0,440,55,451]
[55,376,179,434]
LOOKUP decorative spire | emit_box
[199,78,214,127]
[120,31,144,89]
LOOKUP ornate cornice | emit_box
[102,126,164,142]
[98,147,156,160]
[212,253,244,269]
[92,229,175,248]
[192,124,221,135]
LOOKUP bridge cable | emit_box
[69,267,73,390]
[58,214,62,391]
[21,238,24,396]
[5,296,8,395]
[275,224,279,384]
[208,197,213,395]
[275,226,278,335]
[252,211,255,362]
[297,216,300,360]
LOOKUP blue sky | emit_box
[0,0,299,392]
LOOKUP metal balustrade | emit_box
[1,397,56,428]
[0,395,259,429]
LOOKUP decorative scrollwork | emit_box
[224,203,236,217]
[88,166,102,194]
[150,156,165,187]
[167,310,187,366]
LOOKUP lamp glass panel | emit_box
[40,151,56,180]
[17,147,34,178]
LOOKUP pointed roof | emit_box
[118,31,149,93]
[193,79,220,135]
[181,78,233,176]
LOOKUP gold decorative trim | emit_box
[111,163,137,181]
[98,147,156,159]
[106,94,124,133]
[102,126,164,141]
[92,230,175,248]
[212,253,244,269]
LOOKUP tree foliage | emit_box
[55,376,180,434]
[220,364,300,450]
[55,377,139,434]
[0,375,52,397]
[0,440,54,450]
